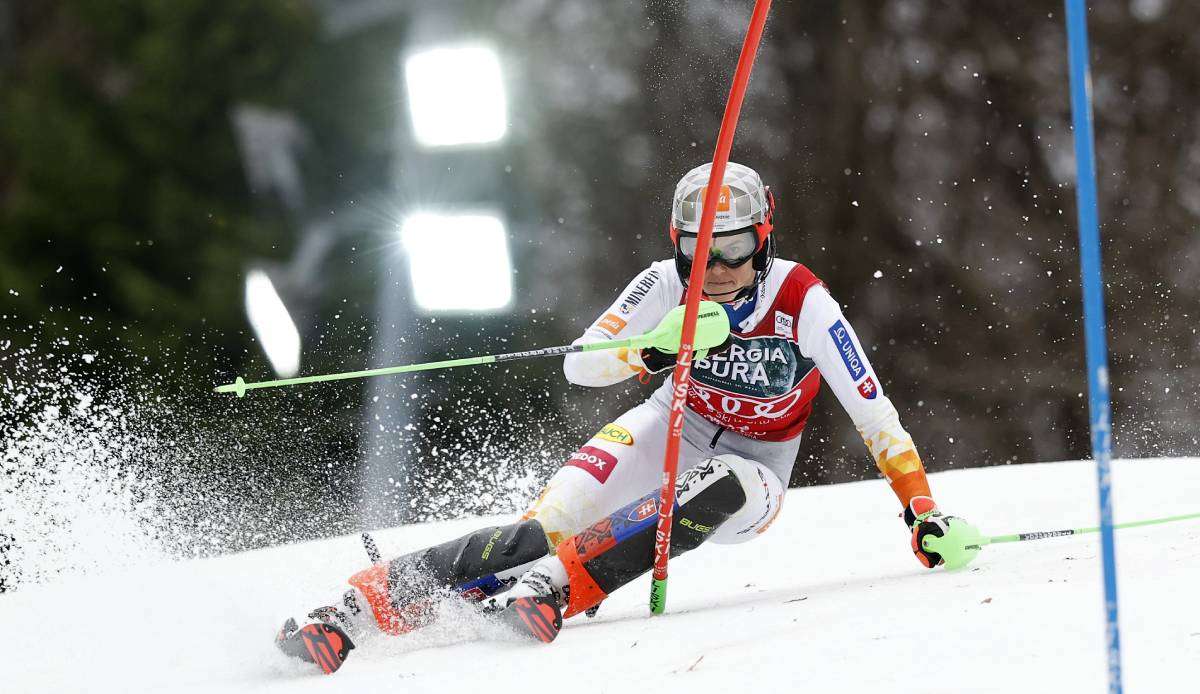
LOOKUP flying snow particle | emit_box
[873,270,883,279]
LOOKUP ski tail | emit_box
[275,618,356,675]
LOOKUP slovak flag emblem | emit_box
[857,376,878,400]
[628,498,658,522]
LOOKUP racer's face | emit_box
[703,259,756,302]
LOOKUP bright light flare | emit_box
[404,44,507,148]
[244,270,301,377]
[401,213,512,312]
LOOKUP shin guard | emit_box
[349,519,551,634]
[556,458,747,618]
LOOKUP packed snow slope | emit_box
[3,457,1198,693]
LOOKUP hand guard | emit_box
[643,303,730,354]
[904,496,981,570]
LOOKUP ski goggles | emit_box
[676,228,761,268]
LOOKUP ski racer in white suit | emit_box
[512,162,972,618]
[276,162,976,673]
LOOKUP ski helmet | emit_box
[668,162,776,299]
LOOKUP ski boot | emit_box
[485,561,565,643]
[275,589,367,674]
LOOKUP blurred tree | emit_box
[0,0,317,381]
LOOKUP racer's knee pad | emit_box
[706,454,786,544]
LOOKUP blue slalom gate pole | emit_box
[1063,2,1122,692]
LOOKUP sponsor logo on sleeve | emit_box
[828,320,866,382]
[566,445,618,484]
[857,375,878,400]
[596,423,634,446]
[774,311,794,338]
[617,270,661,314]
[596,313,627,336]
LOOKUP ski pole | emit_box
[361,532,381,564]
[969,510,1200,548]
[923,510,1200,570]
[215,301,730,397]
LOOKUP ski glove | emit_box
[640,334,732,374]
[904,496,981,570]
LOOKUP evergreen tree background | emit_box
[1,0,318,369]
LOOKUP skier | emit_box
[276,162,977,673]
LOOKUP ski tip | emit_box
[275,620,355,675]
[503,596,562,644]
[275,617,298,644]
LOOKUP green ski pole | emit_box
[923,510,1200,570]
[968,510,1200,548]
[215,301,730,397]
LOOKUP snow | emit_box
[3,457,1198,693]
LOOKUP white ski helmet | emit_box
[669,161,774,240]
[668,162,776,297]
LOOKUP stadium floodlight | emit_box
[404,43,507,148]
[400,212,512,312]
[244,269,301,378]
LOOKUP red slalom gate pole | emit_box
[649,0,772,615]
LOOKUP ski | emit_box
[275,595,561,675]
